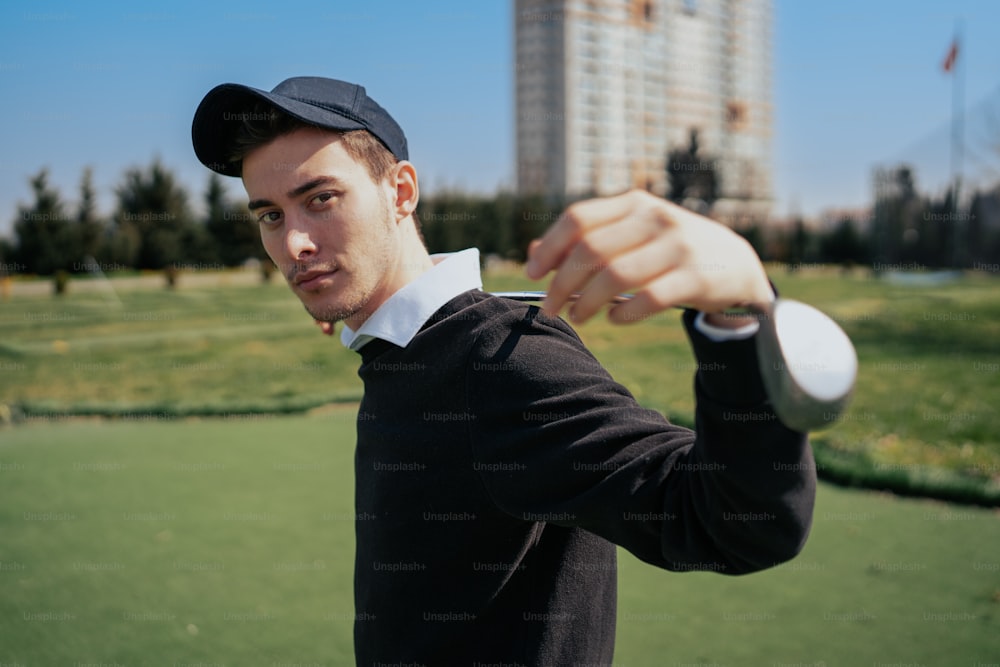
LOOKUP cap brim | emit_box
[191,83,366,177]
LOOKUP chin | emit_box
[302,292,364,325]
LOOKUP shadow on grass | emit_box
[845,297,1000,358]
[811,437,1000,508]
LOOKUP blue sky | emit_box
[1,0,998,235]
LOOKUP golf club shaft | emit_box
[490,291,757,315]
[490,290,858,432]
[491,291,635,305]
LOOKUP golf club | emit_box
[490,291,857,432]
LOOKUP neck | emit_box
[344,219,433,331]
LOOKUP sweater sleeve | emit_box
[464,303,816,575]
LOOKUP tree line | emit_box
[662,128,1000,272]
[3,163,264,279]
[0,161,573,283]
[3,152,998,288]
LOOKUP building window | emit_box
[726,100,747,129]
[630,0,655,24]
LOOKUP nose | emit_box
[285,217,318,261]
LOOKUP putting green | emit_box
[2,413,997,664]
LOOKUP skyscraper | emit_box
[515,0,773,220]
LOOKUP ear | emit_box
[391,161,419,223]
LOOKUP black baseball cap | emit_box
[191,76,408,177]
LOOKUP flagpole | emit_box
[950,19,964,267]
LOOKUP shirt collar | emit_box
[340,248,482,352]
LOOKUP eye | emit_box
[257,210,282,227]
[309,191,336,208]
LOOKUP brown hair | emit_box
[227,101,397,185]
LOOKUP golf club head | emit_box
[754,299,857,432]
[491,291,858,432]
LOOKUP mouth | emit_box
[293,270,338,292]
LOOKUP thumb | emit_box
[314,320,335,336]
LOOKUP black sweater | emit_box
[353,290,815,666]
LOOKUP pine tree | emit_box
[114,159,195,270]
[12,169,76,275]
[203,173,260,267]
[76,167,105,270]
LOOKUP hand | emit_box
[524,189,773,325]
[314,320,335,336]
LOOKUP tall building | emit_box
[515,0,773,221]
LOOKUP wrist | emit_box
[701,273,775,329]
[703,311,758,329]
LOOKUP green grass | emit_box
[1,266,999,496]
[768,269,1000,503]
[2,414,998,664]
[1,411,357,665]
[0,276,364,412]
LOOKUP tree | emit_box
[75,167,105,268]
[770,218,813,270]
[734,223,765,260]
[781,218,814,271]
[665,128,720,212]
[0,237,16,277]
[819,217,868,268]
[114,159,198,270]
[204,173,262,267]
[967,188,1000,269]
[912,187,958,268]
[871,165,922,269]
[12,169,77,275]
[791,218,811,265]
[490,191,517,260]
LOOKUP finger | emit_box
[524,240,544,277]
[527,238,543,255]
[526,192,638,280]
[569,234,683,322]
[542,218,659,316]
[607,269,704,325]
[314,320,335,336]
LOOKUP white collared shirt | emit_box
[340,248,483,351]
[340,248,756,351]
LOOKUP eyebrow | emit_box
[247,176,343,211]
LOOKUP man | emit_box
[192,76,816,665]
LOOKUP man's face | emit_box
[242,127,398,328]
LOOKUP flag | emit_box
[942,38,959,73]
